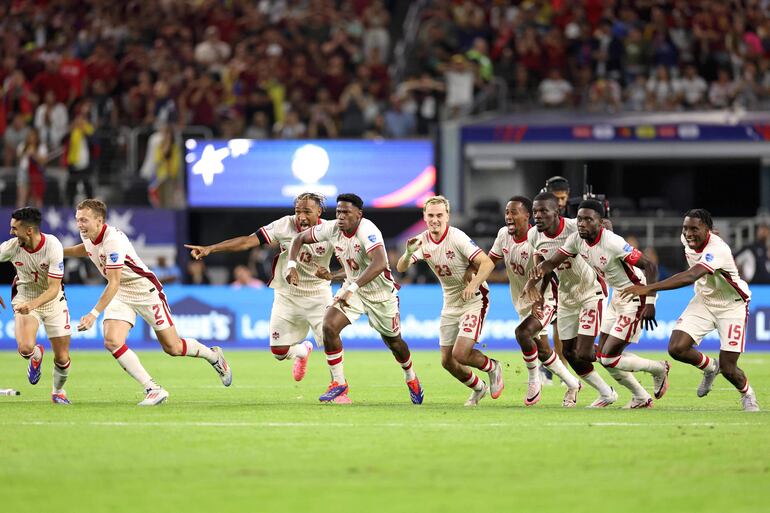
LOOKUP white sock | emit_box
[397,354,417,381]
[606,366,651,399]
[522,349,540,382]
[462,371,485,391]
[543,351,579,389]
[52,360,70,393]
[581,369,613,396]
[111,344,155,389]
[287,341,312,360]
[602,353,665,375]
[325,348,346,384]
[181,338,218,364]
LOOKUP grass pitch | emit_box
[0,349,768,513]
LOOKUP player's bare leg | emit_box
[155,325,231,386]
[16,314,44,385]
[441,346,487,406]
[319,308,351,403]
[382,333,424,404]
[452,336,502,399]
[271,342,314,382]
[516,318,580,406]
[668,330,720,397]
[564,335,615,407]
[103,319,168,405]
[49,335,72,404]
[597,333,668,408]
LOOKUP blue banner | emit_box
[2,285,769,351]
[185,139,435,208]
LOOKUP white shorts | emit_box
[334,291,401,338]
[104,291,174,332]
[601,293,646,344]
[439,295,490,346]
[557,292,605,340]
[12,291,71,338]
[514,297,557,337]
[675,298,749,353]
[269,290,332,346]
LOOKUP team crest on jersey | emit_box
[705,253,714,262]
[109,252,119,263]
[314,245,326,255]
[520,250,529,259]
[40,263,49,270]
[599,256,607,265]
[354,244,361,253]
[446,250,455,260]
[272,331,280,340]
[368,234,377,243]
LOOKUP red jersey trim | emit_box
[259,227,272,244]
[91,224,108,245]
[544,217,565,239]
[23,233,46,254]
[558,247,576,257]
[428,225,450,244]
[586,228,603,247]
[366,242,384,254]
[693,232,711,254]
[469,248,483,261]
[694,261,714,274]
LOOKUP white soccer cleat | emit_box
[464,382,489,407]
[562,382,582,408]
[138,387,169,406]
[211,346,232,387]
[697,358,719,398]
[524,379,542,406]
[488,359,504,399]
[622,396,653,409]
[587,387,619,408]
[741,391,760,412]
[653,360,671,400]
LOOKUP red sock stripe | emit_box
[112,344,129,359]
[20,350,34,359]
[543,352,558,366]
[401,359,413,370]
[465,374,479,388]
[523,353,539,363]
[697,354,710,370]
[180,338,187,356]
[326,349,343,366]
[395,352,412,365]
[481,356,491,372]
[56,360,71,370]
[740,379,750,394]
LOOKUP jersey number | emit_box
[152,304,165,326]
[509,262,525,276]
[32,271,39,283]
[299,252,312,264]
[434,264,452,277]
[727,324,743,345]
[345,258,360,271]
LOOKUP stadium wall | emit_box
[1,285,769,352]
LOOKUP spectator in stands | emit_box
[151,256,182,285]
[183,72,222,130]
[140,124,181,208]
[588,77,622,113]
[443,54,475,118]
[709,68,737,108]
[383,94,416,138]
[230,264,264,289]
[2,70,35,123]
[735,222,770,284]
[677,64,709,109]
[646,65,679,110]
[65,102,95,205]
[194,26,231,71]
[244,111,271,139]
[3,113,30,167]
[186,259,212,285]
[734,62,763,109]
[538,68,573,108]
[339,82,370,138]
[397,73,444,135]
[90,79,118,129]
[34,91,68,151]
[273,109,306,139]
[16,128,47,209]
[624,74,648,111]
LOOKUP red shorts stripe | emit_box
[160,299,174,327]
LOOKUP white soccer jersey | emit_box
[559,229,646,290]
[82,224,163,304]
[528,217,606,307]
[0,233,64,300]
[310,218,399,303]
[410,226,487,309]
[490,226,557,307]
[258,215,333,297]
[682,232,751,309]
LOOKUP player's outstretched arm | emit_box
[396,237,422,273]
[78,267,121,332]
[631,253,660,330]
[63,243,87,258]
[619,264,709,300]
[185,234,262,260]
[285,229,315,285]
[13,276,60,315]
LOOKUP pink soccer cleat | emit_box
[292,341,314,382]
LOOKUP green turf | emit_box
[0,349,768,513]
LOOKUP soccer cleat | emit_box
[292,341,314,382]
[562,382,582,408]
[27,344,44,385]
[741,391,760,412]
[524,379,542,406]
[319,381,350,403]
[697,358,719,398]
[464,382,489,407]
[211,346,232,387]
[51,391,71,405]
[406,378,424,404]
[622,396,653,409]
[587,387,619,408]
[539,364,554,386]
[653,360,671,400]
[138,387,169,406]
[488,359,504,399]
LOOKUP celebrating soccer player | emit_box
[286,193,424,404]
[185,192,332,382]
[396,196,502,406]
[0,207,72,404]
[64,199,231,406]
[619,209,759,412]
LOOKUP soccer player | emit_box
[488,196,582,406]
[533,199,669,408]
[0,207,72,404]
[64,199,231,406]
[395,196,502,406]
[185,192,332,381]
[286,193,424,404]
[523,192,615,407]
[619,209,760,412]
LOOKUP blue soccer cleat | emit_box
[407,378,424,405]
[51,392,71,405]
[28,344,44,385]
[319,381,350,403]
